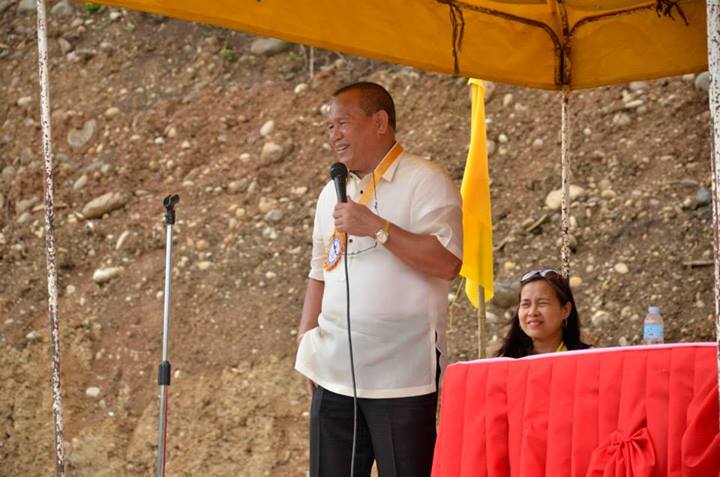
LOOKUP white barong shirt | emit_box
[295,147,463,398]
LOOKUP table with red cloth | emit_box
[432,343,720,477]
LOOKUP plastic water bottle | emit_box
[643,306,664,344]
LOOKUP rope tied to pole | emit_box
[703,0,720,428]
[560,87,572,279]
[35,0,66,474]
[437,0,465,75]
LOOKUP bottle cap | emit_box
[648,306,660,314]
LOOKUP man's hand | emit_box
[297,279,324,398]
[305,379,316,397]
[297,332,317,397]
[333,198,384,237]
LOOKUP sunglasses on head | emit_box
[520,268,565,285]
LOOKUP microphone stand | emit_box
[156,194,179,477]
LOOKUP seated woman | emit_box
[496,268,590,358]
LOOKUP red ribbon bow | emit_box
[586,427,656,477]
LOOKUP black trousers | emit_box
[309,386,438,477]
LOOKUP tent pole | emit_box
[560,88,572,279]
[706,0,720,424]
[35,0,65,475]
[477,286,487,358]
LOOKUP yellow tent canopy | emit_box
[94,0,707,90]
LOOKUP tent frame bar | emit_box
[441,0,688,87]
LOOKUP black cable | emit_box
[343,233,358,477]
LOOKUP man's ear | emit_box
[374,110,389,134]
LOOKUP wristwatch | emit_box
[375,220,391,245]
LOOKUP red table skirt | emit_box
[432,344,720,477]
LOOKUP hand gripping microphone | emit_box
[330,162,348,203]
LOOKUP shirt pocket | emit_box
[345,235,378,260]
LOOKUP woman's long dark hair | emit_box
[496,273,590,358]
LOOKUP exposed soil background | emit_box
[0,3,715,476]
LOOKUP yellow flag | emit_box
[461,79,494,306]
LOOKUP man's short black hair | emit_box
[333,81,396,130]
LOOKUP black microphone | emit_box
[330,162,348,203]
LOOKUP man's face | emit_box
[326,91,379,174]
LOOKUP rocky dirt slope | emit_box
[0,2,715,475]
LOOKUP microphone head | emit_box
[330,162,348,180]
